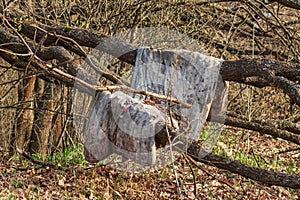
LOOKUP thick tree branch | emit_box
[17,23,137,64]
[187,145,300,189]
[3,23,300,82]
[272,0,300,10]
[228,113,300,135]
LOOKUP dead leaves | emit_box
[0,157,296,199]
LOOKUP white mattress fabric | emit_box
[83,47,227,167]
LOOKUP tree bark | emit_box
[188,145,300,189]
[15,75,35,151]
[29,82,61,155]
[273,0,300,9]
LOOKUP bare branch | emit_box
[16,148,62,170]
[224,116,300,145]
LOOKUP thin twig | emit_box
[277,147,300,154]
[187,154,239,193]
[182,153,198,199]
[33,56,192,107]
[16,147,63,170]
[165,84,181,197]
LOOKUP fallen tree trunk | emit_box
[188,145,300,189]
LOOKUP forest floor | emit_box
[1,127,299,200]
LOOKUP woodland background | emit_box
[0,0,300,199]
